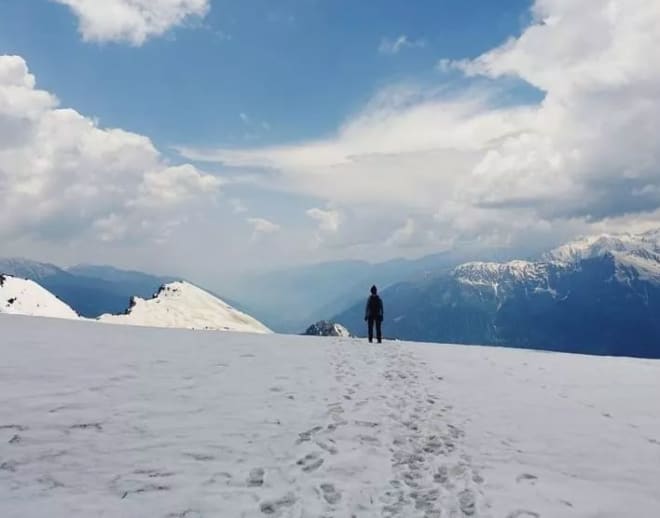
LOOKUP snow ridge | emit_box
[454,229,660,297]
[546,229,660,264]
[0,274,79,319]
[99,281,272,333]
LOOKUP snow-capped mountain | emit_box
[99,281,272,333]
[303,320,352,337]
[0,274,79,319]
[546,229,660,263]
[336,229,660,358]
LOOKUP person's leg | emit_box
[368,318,374,343]
[376,319,382,343]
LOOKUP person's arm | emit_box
[378,297,384,320]
[364,299,369,321]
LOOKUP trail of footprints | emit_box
[250,341,488,517]
[378,348,486,517]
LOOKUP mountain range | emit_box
[218,247,524,333]
[5,229,660,358]
[335,230,660,358]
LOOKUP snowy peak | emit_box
[99,281,272,333]
[0,274,79,319]
[546,229,660,264]
[545,229,660,284]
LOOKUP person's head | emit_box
[370,285,378,295]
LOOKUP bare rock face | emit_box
[303,321,352,338]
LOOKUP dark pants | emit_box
[368,318,382,343]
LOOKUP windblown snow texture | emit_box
[2,314,659,517]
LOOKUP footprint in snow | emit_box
[297,425,323,443]
[433,466,449,486]
[516,473,538,484]
[458,489,477,515]
[247,468,265,487]
[184,452,215,462]
[320,483,342,504]
[297,452,324,472]
[506,511,540,518]
[70,422,103,432]
[315,439,338,455]
[259,493,296,514]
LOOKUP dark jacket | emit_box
[365,294,384,321]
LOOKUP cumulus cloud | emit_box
[306,208,340,233]
[52,0,210,45]
[0,55,221,243]
[306,207,340,247]
[182,0,660,253]
[378,35,425,55]
[247,217,280,241]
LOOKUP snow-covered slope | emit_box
[453,259,556,292]
[99,281,271,333]
[2,314,659,517]
[0,274,78,319]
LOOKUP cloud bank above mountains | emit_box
[3,0,660,278]
[183,0,660,252]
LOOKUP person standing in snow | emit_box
[364,285,384,343]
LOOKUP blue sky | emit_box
[1,0,659,288]
[0,0,531,148]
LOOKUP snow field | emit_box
[1,315,659,517]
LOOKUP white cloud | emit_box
[306,207,340,247]
[378,35,425,55]
[0,55,221,243]
[182,0,660,254]
[52,0,210,45]
[386,218,430,248]
[247,217,280,241]
[306,208,340,233]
